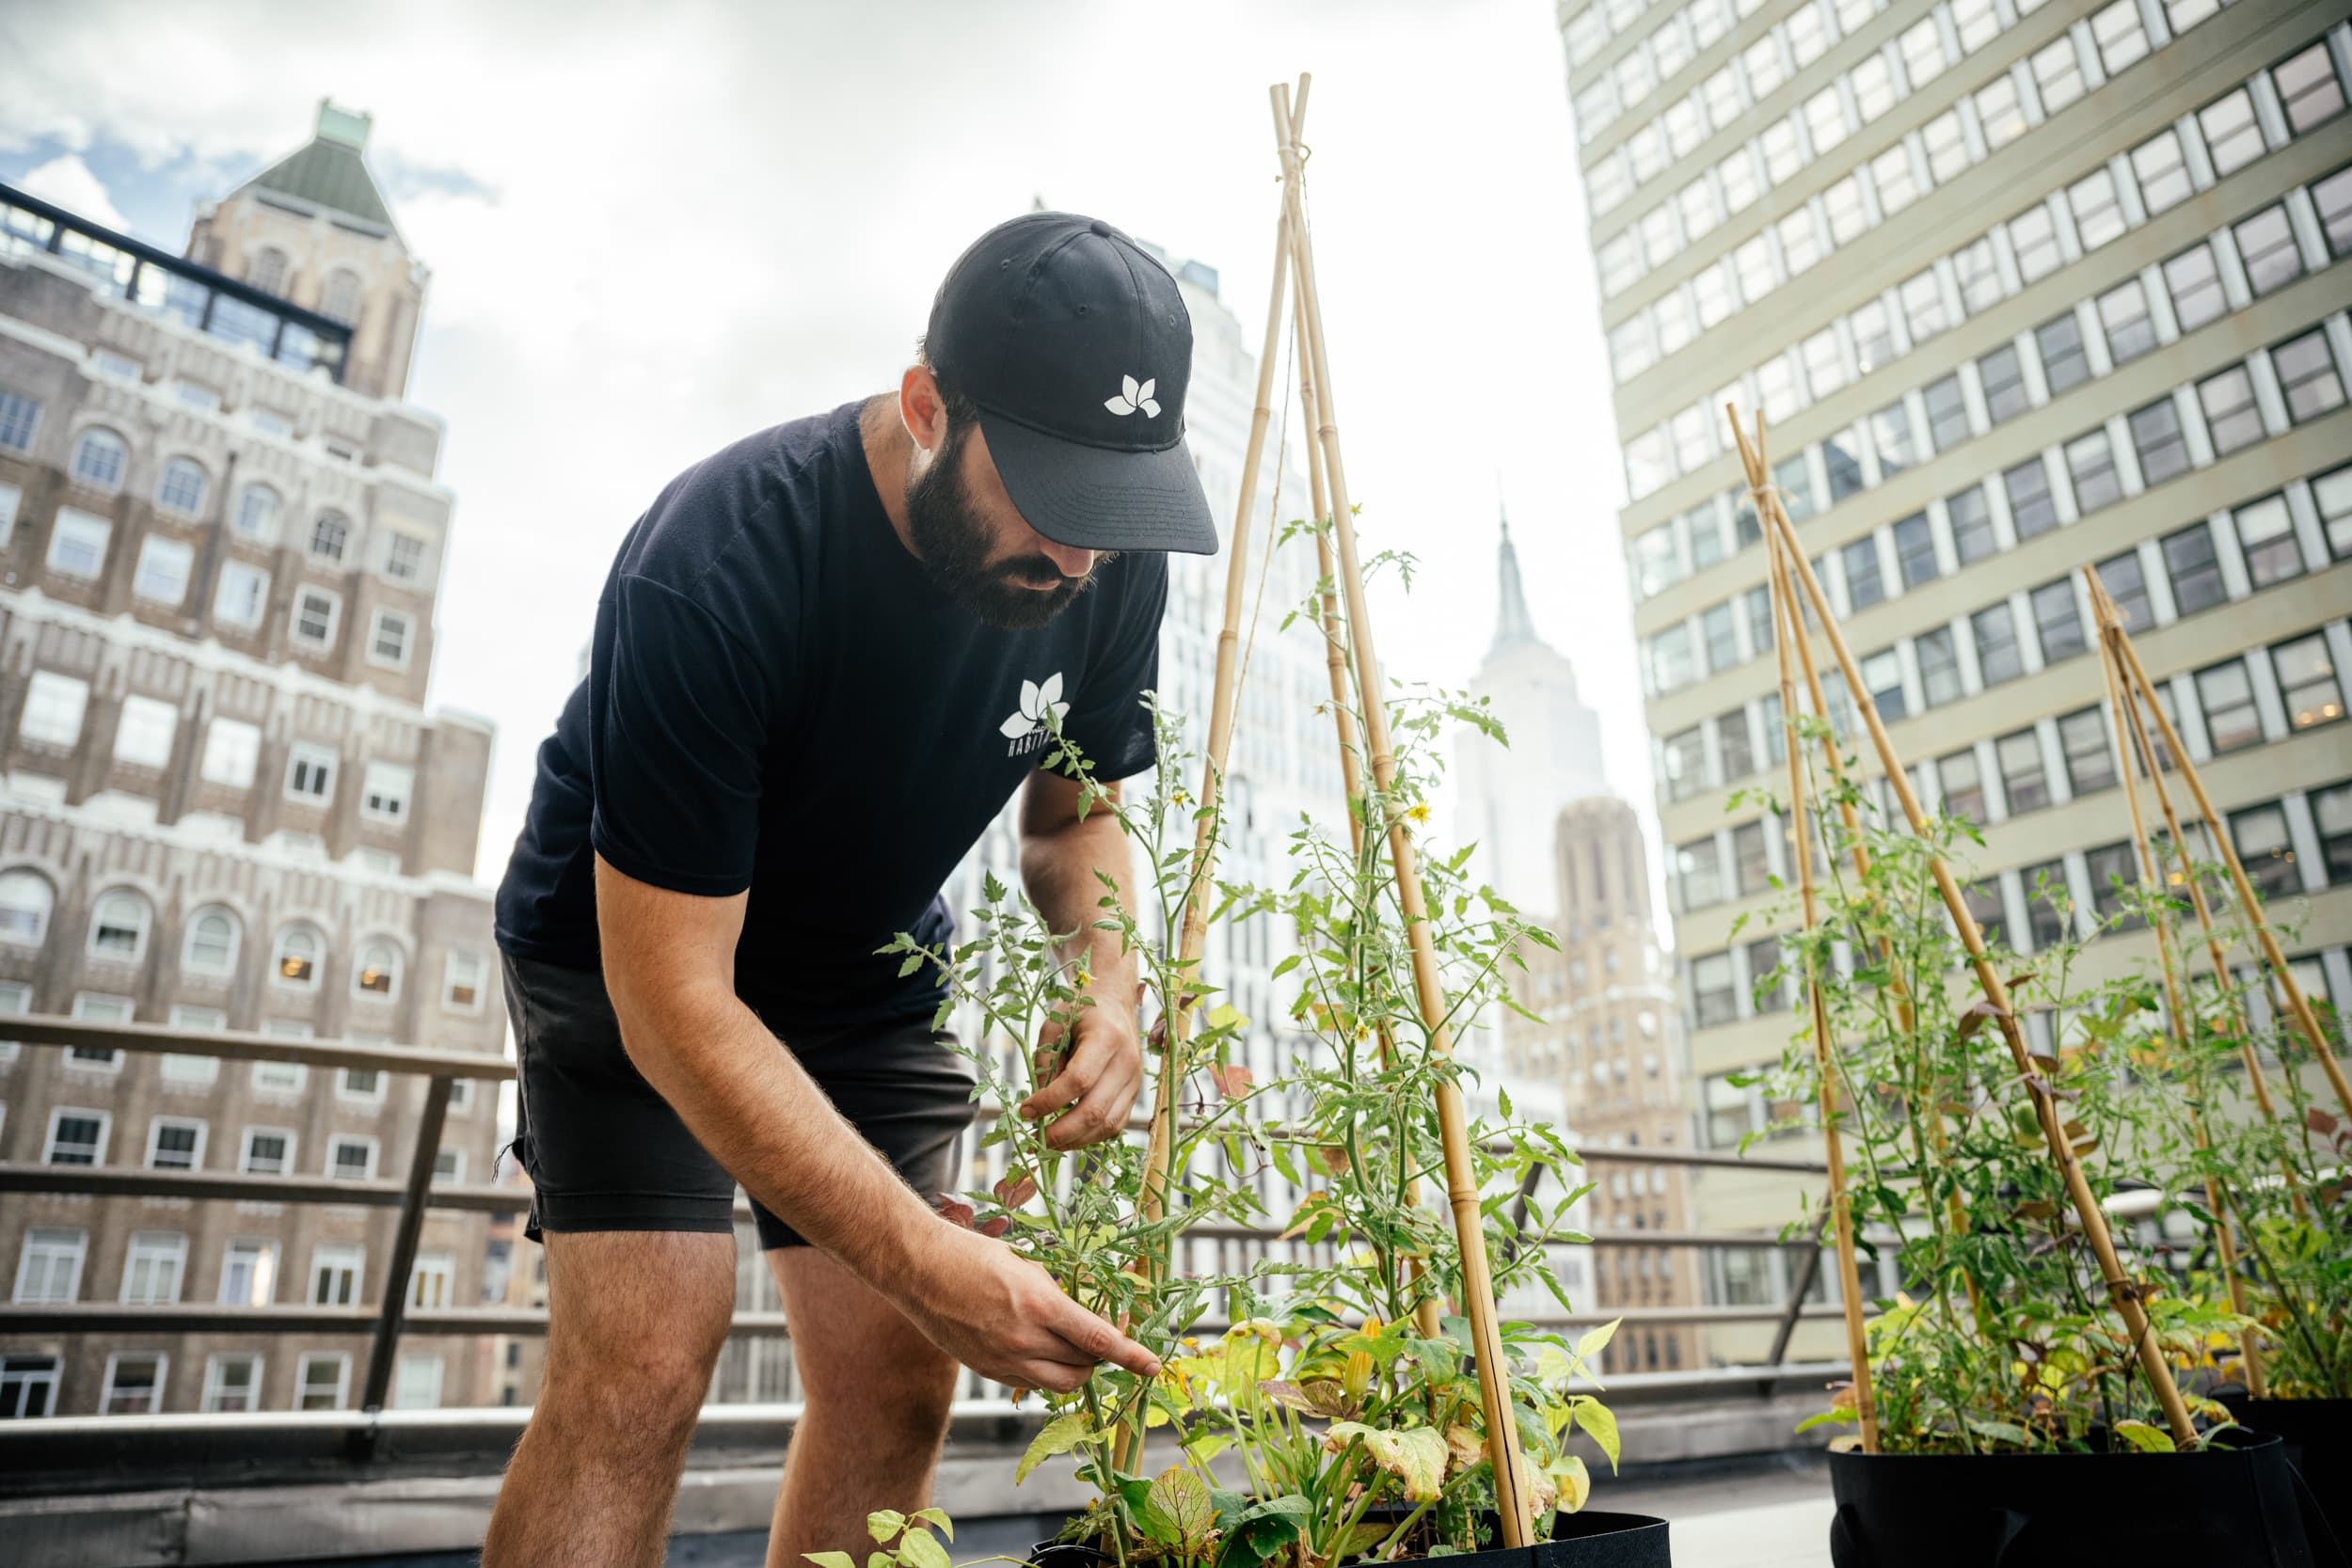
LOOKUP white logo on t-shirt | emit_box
[1000,673,1071,755]
[1103,374,1160,419]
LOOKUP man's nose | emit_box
[1038,537,1096,579]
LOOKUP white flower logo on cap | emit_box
[1104,374,1160,419]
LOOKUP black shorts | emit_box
[501,952,978,1250]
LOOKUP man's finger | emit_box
[1022,1028,1109,1118]
[1047,1299,1160,1378]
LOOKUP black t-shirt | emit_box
[494,402,1167,1031]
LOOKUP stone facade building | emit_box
[0,102,503,1418]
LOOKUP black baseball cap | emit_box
[926,212,1218,556]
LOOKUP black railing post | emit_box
[1759,1231,1826,1399]
[361,1074,453,1412]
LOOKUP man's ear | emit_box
[900,365,950,455]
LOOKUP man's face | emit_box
[904,413,1111,630]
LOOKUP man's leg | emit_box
[483,1229,738,1568]
[764,1245,963,1568]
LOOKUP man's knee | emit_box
[538,1230,735,1449]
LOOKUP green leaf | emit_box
[1573,1317,1621,1369]
[1015,1412,1091,1484]
[897,953,924,979]
[897,1528,950,1568]
[1499,1086,1514,1119]
[1571,1399,1621,1474]
[1144,1465,1216,1554]
[867,1512,907,1544]
[1216,1495,1311,1568]
[2112,1420,2176,1453]
[805,1554,858,1568]
[911,1508,953,1543]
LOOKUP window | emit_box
[286,743,337,803]
[1871,402,1919,474]
[1916,375,1965,452]
[2200,88,2265,177]
[291,587,339,649]
[121,1231,186,1305]
[1677,838,1724,910]
[0,388,40,451]
[311,1243,365,1307]
[2150,249,2224,344]
[218,1240,278,1307]
[1997,729,2050,816]
[321,268,363,325]
[354,939,402,998]
[433,1147,467,1183]
[1778,209,1821,276]
[188,720,262,793]
[1692,953,1736,1029]
[408,1253,455,1312]
[297,1352,351,1412]
[2234,206,2303,296]
[101,696,178,774]
[1648,625,1694,692]
[2004,457,2058,538]
[2275,330,2346,424]
[1947,236,2000,318]
[2314,783,2352,883]
[2023,861,2074,951]
[1823,174,1867,245]
[2273,41,2347,134]
[1800,328,1844,401]
[1979,346,2027,425]
[0,1354,59,1418]
[337,1066,388,1106]
[131,536,196,607]
[2128,398,2189,486]
[231,483,282,542]
[360,762,413,824]
[2164,524,2228,615]
[241,1127,295,1176]
[2132,129,2192,215]
[2096,281,2154,364]
[378,531,428,586]
[1639,205,1677,269]
[2196,659,2261,752]
[43,1108,108,1166]
[87,891,149,961]
[146,1117,204,1171]
[202,1354,262,1415]
[1823,429,1863,503]
[13,1228,86,1305]
[1939,750,1987,824]
[2272,634,2344,731]
[273,925,322,988]
[1922,108,1968,184]
[393,1354,444,1411]
[70,427,128,490]
[0,870,49,948]
[1900,269,1947,343]
[101,1354,167,1417]
[2030,579,2085,662]
[2235,495,2305,588]
[1974,604,2024,687]
[2098,551,2153,632]
[1861,647,1906,721]
[1889,513,1936,590]
[154,456,208,517]
[1743,584,1774,656]
[2030,37,2085,115]
[213,561,270,629]
[1662,728,1708,802]
[2323,463,2352,559]
[2091,0,2149,73]
[1716,710,1755,782]
[2198,367,2262,457]
[2010,206,2061,284]
[2058,708,2116,795]
[1872,144,1919,217]
[1733,820,1771,895]
[1963,880,2009,951]
[1840,538,1884,612]
[2165,0,2221,31]
[45,507,112,578]
[1947,486,1996,564]
[1977,75,2026,150]
[2037,313,2090,395]
[363,609,415,667]
[2071,171,2126,253]
[2317,166,2352,259]
[2232,804,2299,900]
[327,1135,378,1181]
[1916,626,1963,707]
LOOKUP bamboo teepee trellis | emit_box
[1725,406,2199,1449]
[1271,74,1535,1545]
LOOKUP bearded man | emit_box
[484,213,1214,1568]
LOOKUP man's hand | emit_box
[898,1222,1159,1391]
[1022,1000,1143,1149]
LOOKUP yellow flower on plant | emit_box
[1406,801,1431,824]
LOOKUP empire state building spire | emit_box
[1490,507,1539,656]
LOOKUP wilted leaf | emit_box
[1324,1422,1448,1502]
[1208,1063,1255,1099]
[2308,1108,2341,1138]
[935,1196,976,1229]
[1552,1453,1592,1514]
[1444,1424,1485,1472]
[993,1171,1038,1208]
[1015,1412,1091,1484]
[1317,1145,1352,1177]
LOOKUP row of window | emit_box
[24,1101,470,1183]
[0,1346,446,1419]
[1611,27,2344,426]
[1640,324,2352,698]
[1624,74,2349,508]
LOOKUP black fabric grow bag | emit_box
[2222,1397,2348,1549]
[1828,1429,2339,1568]
[1032,1507,1671,1567]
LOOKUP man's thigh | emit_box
[769,1246,958,1405]
[544,1228,738,1373]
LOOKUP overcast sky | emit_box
[0,0,1655,906]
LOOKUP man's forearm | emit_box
[1020,812,1139,1006]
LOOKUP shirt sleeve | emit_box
[1055,555,1168,784]
[587,573,772,896]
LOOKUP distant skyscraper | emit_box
[0,101,503,1417]
[1455,516,1609,916]
[1557,0,2352,1359]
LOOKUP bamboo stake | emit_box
[2083,574,2309,1221]
[1759,491,1880,1453]
[1291,274,1446,1343]
[1272,78,1534,1544]
[2088,579,2265,1399]
[2096,592,2352,1123]
[1727,408,2198,1448]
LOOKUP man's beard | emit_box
[904,420,1107,630]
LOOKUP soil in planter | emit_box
[1827,1429,2343,1568]
[2220,1397,2348,1557]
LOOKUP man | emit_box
[484,213,1219,1568]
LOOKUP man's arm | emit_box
[1015,770,1146,1150]
[593,853,1157,1389]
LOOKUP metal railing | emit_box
[0,1012,1845,1415]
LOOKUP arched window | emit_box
[71,427,129,492]
[234,484,281,541]
[310,513,349,562]
[248,247,290,296]
[183,908,240,976]
[321,269,363,325]
[155,456,209,517]
[353,939,402,999]
[88,890,151,960]
[272,925,323,989]
[0,868,56,946]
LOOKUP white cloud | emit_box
[13,152,128,230]
[0,0,1658,911]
